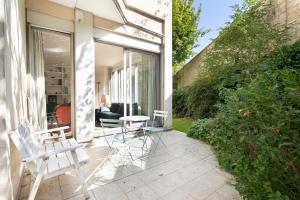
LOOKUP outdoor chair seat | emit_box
[42,139,89,177]
[142,110,168,152]
[143,127,164,132]
[10,121,90,200]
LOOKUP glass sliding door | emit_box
[125,49,160,117]
[28,27,73,132]
[109,48,160,118]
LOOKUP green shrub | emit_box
[187,118,215,140]
[186,78,219,118]
[182,2,298,198]
[172,89,189,117]
[188,41,300,200]
[173,79,218,119]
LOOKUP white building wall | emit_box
[0,1,172,199]
[1,0,27,199]
[162,1,173,128]
[74,9,95,142]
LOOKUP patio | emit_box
[18,130,241,200]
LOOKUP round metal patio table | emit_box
[119,115,150,122]
[119,115,150,134]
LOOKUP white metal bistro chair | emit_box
[9,120,90,200]
[142,110,168,152]
[100,118,134,160]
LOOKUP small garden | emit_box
[173,2,300,200]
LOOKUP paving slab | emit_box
[18,130,242,200]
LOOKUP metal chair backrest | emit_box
[100,118,124,148]
[100,119,122,128]
[152,110,168,127]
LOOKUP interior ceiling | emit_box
[49,0,124,23]
[95,42,123,70]
[42,31,71,66]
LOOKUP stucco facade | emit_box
[175,0,300,89]
[1,0,172,199]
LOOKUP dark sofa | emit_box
[95,103,138,122]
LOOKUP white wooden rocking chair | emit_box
[10,120,90,200]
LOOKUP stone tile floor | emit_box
[19,130,242,200]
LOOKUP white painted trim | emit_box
[27,10,74,33]
[123,50,127,117]
[93,28,160,53]
[113,0,163,37]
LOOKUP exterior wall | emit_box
[176,0,300,89]
[74,9,95,142]
[26,0,74,21]
[0,1,9,199]
[1,1,172,198]
[270,0,300,43]
[25,0,172,128]
[124,0,173,128]
[175,43,213,89]
[162,1,173,128]
[26,0,162,44]
[1,0,28,199]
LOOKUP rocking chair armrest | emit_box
[34,126,70,135]
[22,143,83,162]
[34,127,69,142]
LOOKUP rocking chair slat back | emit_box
[10,120,43,160]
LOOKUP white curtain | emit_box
[28,28,47,130]
[109,52,160,117]
[136,53,159,117]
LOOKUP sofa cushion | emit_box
[98,112,121,120]
[118,103,124,116]
[110,103,119,113]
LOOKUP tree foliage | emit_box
[172,0,202,69]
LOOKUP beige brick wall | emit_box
[176,0,300,89]
[271,0,300,43]
[175,43,213,89]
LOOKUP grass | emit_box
[173,117,194,133]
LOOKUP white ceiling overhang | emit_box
[49,0,124,23]
[48,0,163,37]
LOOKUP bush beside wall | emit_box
[188,41,300,200]
[173,2,300,199]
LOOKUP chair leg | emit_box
[141,134,153,158]
[119,127,134,161]
[142,131,159,156]
[71,150,90,199]
[142,130,148,149]
[157,132,167,147]
[152,132,166,152]
[28,161,47,200]
[123,135,134,161]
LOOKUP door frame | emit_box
[27,24,75,134]
[94,40,161,119]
